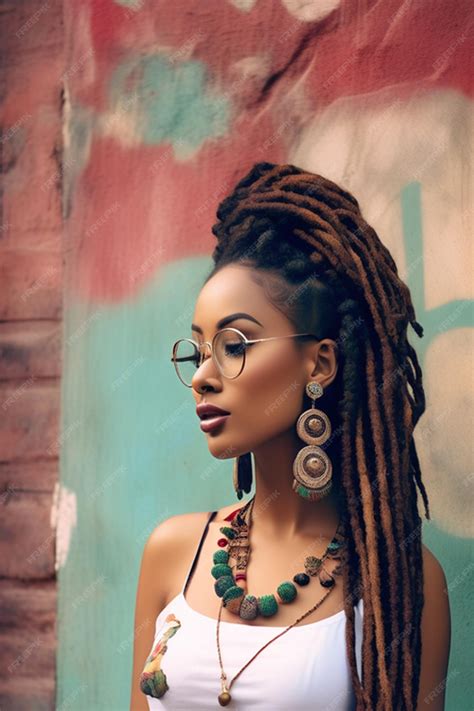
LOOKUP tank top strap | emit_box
[182,510,218,595]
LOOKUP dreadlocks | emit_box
[204,162,431,710]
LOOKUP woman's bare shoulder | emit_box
[145,501,242,550]
[141,503,242,606]
[421,543,449,602]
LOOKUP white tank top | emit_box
[141,510,364,710]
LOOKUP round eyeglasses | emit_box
[170,327,320,387]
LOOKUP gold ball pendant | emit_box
[218,690,232,705]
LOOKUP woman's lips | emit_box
[199,414,231,433]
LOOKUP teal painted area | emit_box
[57,257,240,710]
[400,182,474,711]
[108,55,232,155]
[423,522,474,710]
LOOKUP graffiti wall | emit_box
[58,1,473,709]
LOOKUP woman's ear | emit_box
[308,339,339,388]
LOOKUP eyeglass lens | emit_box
[173,330,246,385]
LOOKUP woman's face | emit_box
[190,264,337,460]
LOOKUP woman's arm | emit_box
[417,544,452,710]
[129,519,177,711]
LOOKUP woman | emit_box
[130,162,451,710]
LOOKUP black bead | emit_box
[293,573,310,586]
[320,576,335,588]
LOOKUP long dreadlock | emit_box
[204,162,430,710]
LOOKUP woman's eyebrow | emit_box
[191,312,263,334]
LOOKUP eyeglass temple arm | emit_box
[245,333,318,344]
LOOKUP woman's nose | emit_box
[191,344,220,392]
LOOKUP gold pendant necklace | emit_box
[216,585,337,705]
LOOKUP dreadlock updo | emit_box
[204,162,431,711]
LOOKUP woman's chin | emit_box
[207,439,245,461]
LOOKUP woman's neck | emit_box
[249,431,342,541]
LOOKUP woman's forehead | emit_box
[193,267,262,316]
[192,273,291,336]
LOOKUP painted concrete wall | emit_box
[57,2,473,710]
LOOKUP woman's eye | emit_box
[224,342,246,357]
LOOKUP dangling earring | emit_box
[233,452,253,500]
[292,381,333,501]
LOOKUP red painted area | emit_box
[66,0,473,301]
[80,0,473,103]
[68,121,281,299]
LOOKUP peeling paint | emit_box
[51,482,77,571]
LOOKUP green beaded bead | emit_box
[295,484,312,499]
[219,526,237,539]
[277,581,297,603]
[222,585,245,603]
[257,594,278,617]
[213,550,230,565]
[214,575,236,597]
[211,563,233,580]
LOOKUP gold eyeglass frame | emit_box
[171,327,321,388]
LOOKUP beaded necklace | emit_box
[211,495,347,705]
[212,496,346,618]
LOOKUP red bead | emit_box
[225,507,242,521]
[235,574,247,581]
[217,538,228,547]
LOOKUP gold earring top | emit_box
[306,381,323,399]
